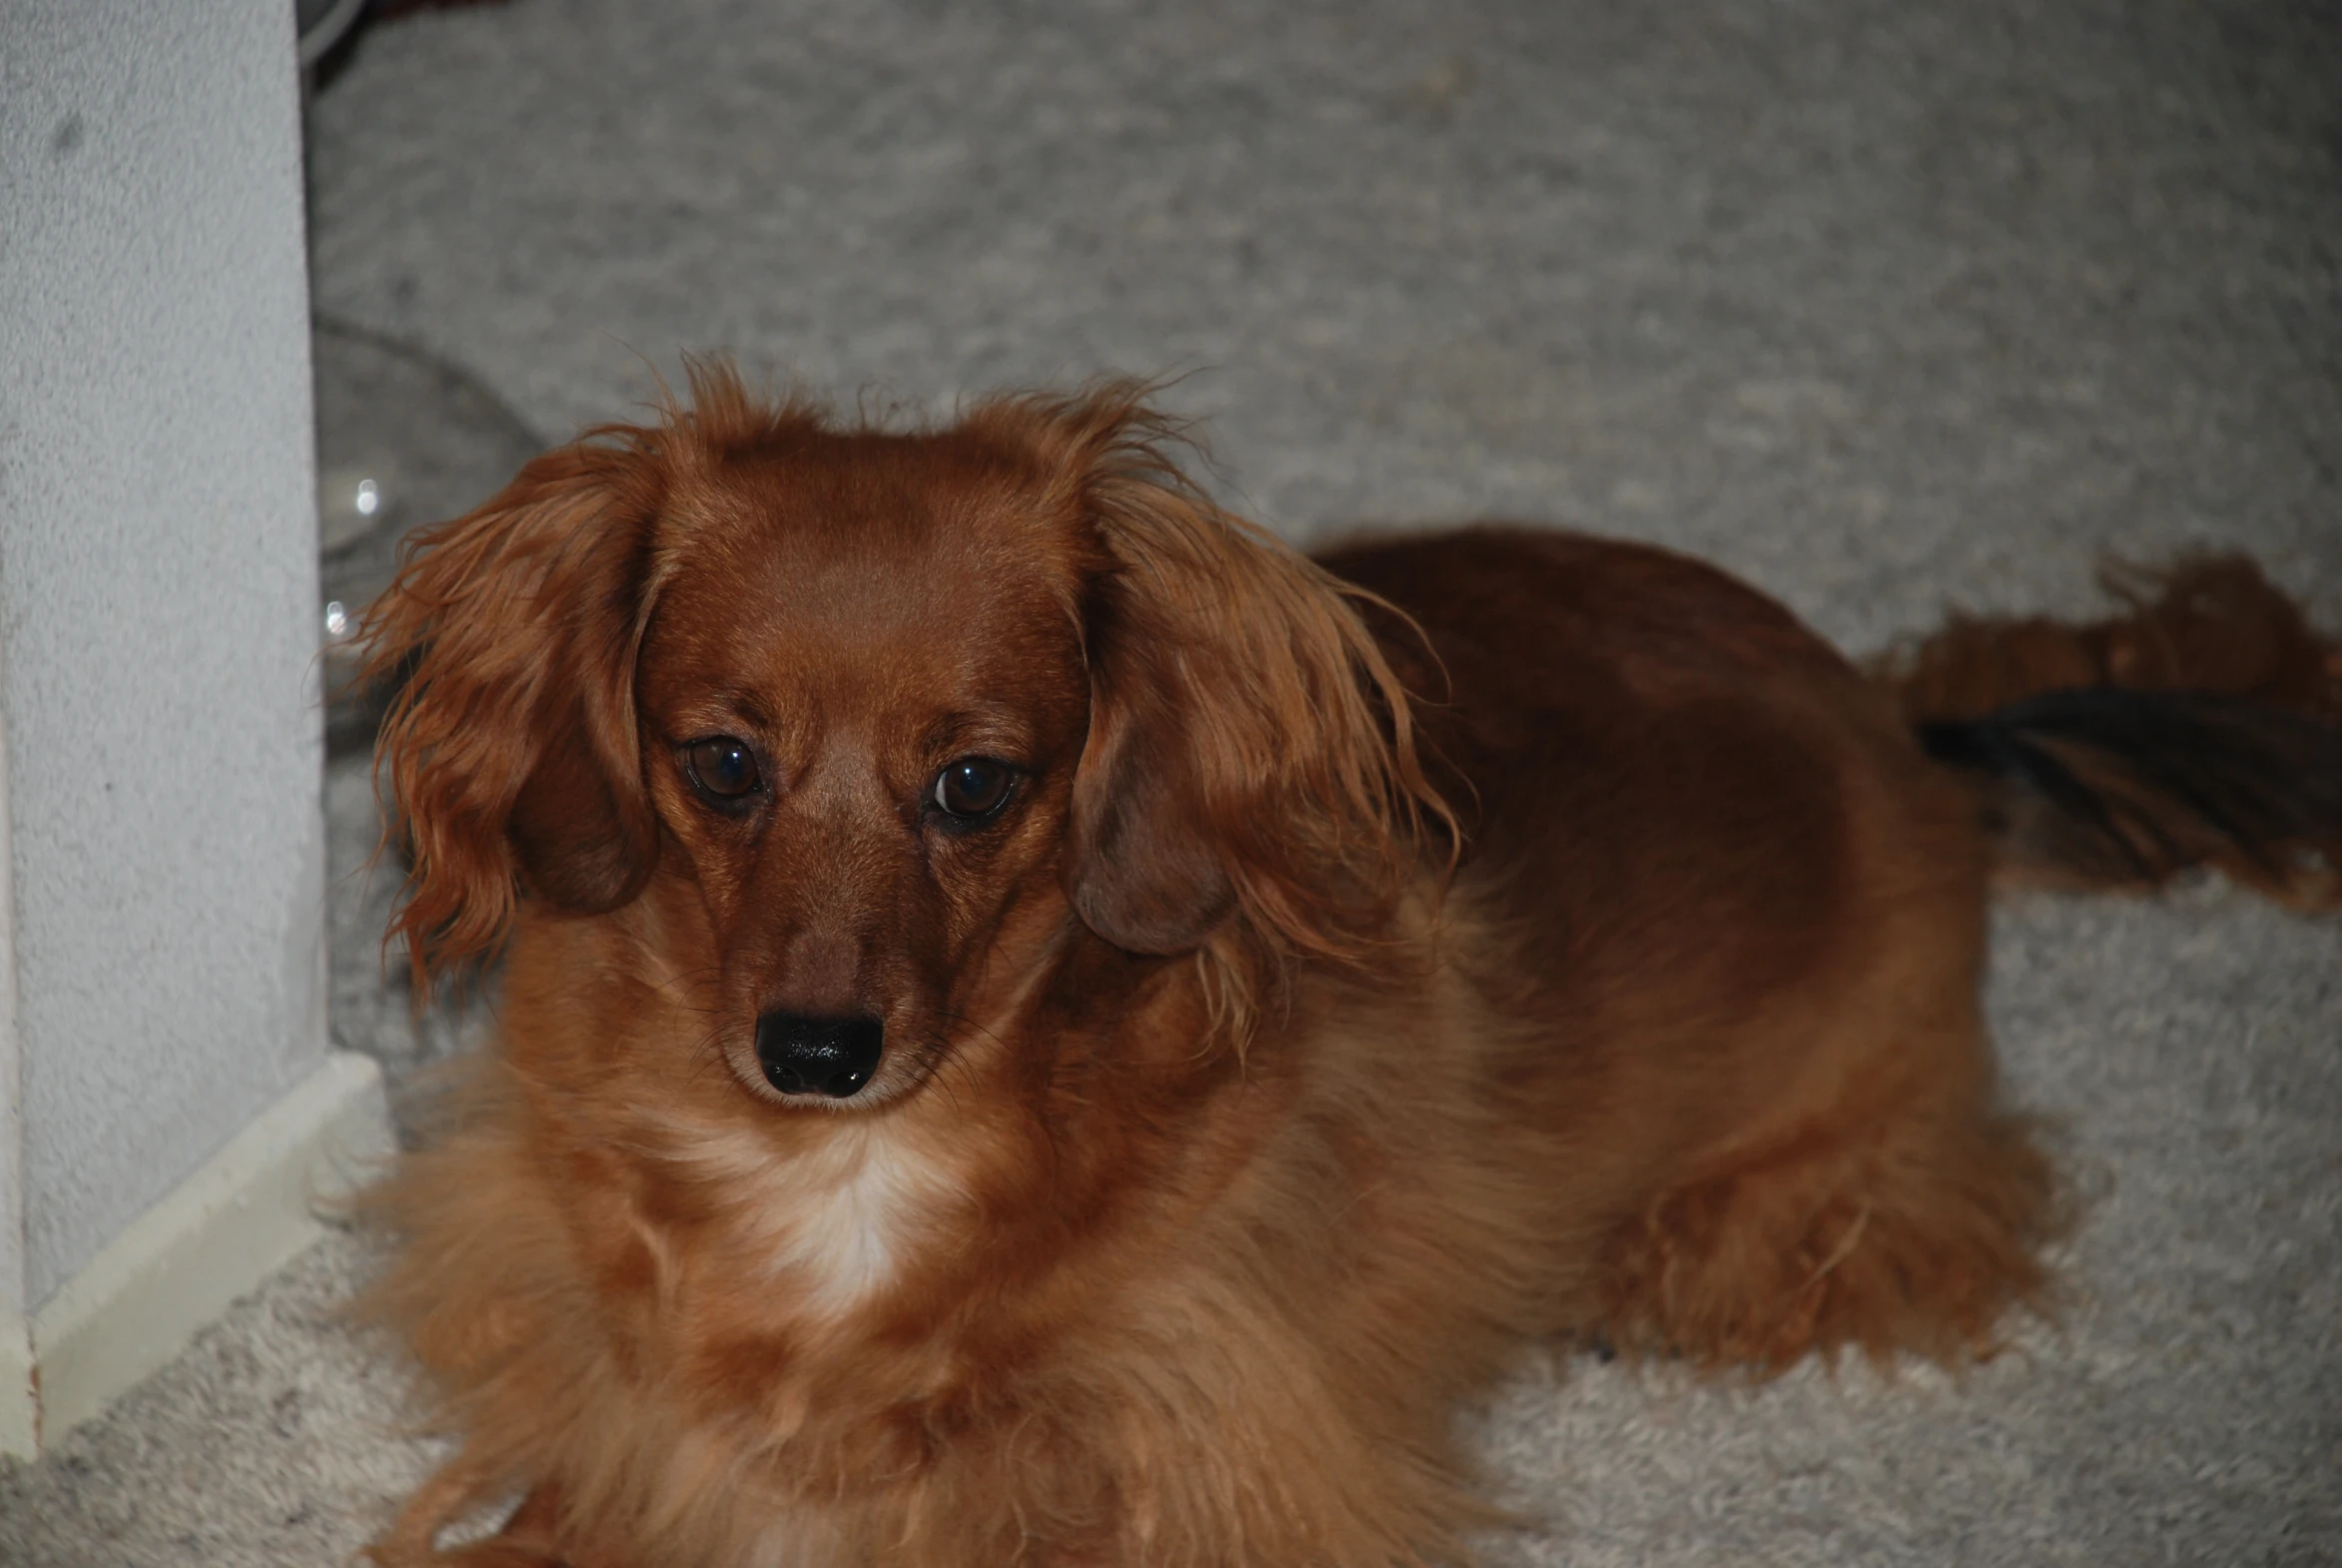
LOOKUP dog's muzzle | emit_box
[755,1012,885,1099]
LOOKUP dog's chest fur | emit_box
[654,1113,967,1323]
[767,1133,958,1316]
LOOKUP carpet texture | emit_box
[5,0,2339,1562]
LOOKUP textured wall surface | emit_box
[0,1,325,1308]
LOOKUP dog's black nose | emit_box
[754,1012,884,1099]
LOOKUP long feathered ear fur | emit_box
[361,433,669,992]
[971,387,1449,979]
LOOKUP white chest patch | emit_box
[649,1113,966,1323]
[759,1130,959,1318]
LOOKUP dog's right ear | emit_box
[362,435,667,990]
[976,386,1446,968]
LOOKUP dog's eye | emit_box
[932,757,1015,824]
[686,736,763,802]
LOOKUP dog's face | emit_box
[365,372,1431,1118]
[635,441,1096,1108]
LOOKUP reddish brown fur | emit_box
[1879,553,2342,728]
[356,372,2329,1567]
[1874,557,2342,908]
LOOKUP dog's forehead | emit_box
[678,437,1077,603]
[642,438,1088,713]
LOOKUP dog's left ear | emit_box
[362,434,668,989]
[994,391,1438,961]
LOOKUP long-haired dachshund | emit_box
[358,368,2342,1567]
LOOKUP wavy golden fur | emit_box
[357,370,2342,1566]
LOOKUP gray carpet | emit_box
[6,0,2340,1562]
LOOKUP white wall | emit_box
[0,2,327,1316]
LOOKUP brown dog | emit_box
[357,368,2342,1567]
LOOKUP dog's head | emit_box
[367,368,1435,1110]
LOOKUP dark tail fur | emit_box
[1878,554,2342,909]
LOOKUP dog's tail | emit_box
[1876,554,2342,908]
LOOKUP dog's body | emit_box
[360,374,2341,1568]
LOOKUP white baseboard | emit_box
[0,1050,392,1459]
[0,1308,30,1463]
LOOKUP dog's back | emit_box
[1325,525,2338,1369]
